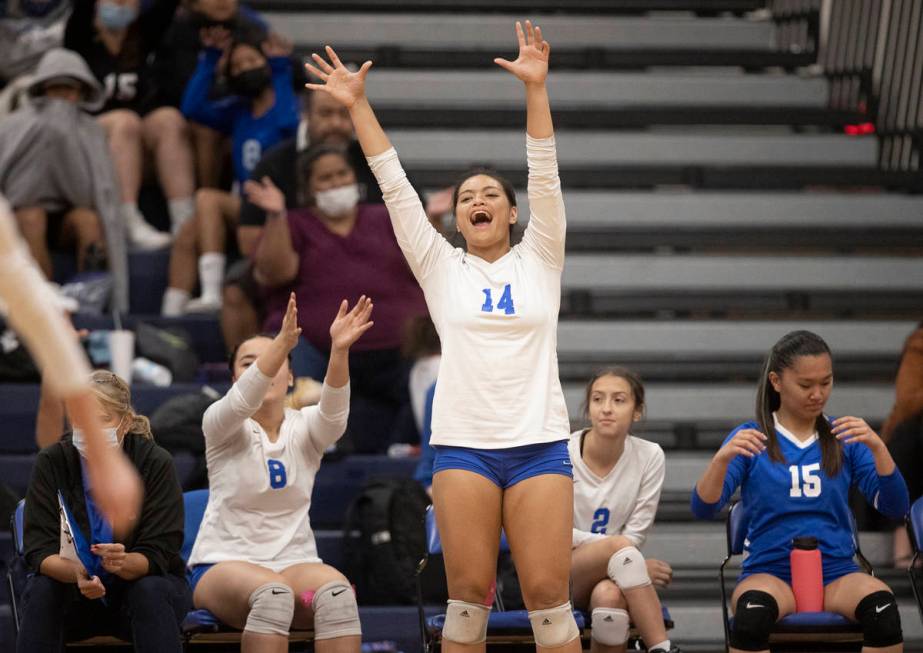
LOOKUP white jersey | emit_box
[368,136,569,449]
[0,196,90,396]
[569,430,665,549]
[188,364,349,571]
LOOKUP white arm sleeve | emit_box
[572,528,608,549]
[620,447,666,548]
[0,202,91,397]
[301,381,350,457]
[202,363,273,451]
[366,148,453,281]
[519,135,566,270]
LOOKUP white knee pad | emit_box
[311,580,362,640]
[607,546,651,590]
[591,608,629,646]
[443,600,490,644]
[528,601,580,648]
[246,582,294,636]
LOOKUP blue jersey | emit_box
[181,49,298,188]
[692,418,908,581]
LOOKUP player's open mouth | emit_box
[470,210,492,229]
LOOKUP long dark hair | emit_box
[756,330,840,476]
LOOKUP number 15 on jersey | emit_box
[481,284,516,315]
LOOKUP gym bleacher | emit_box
[2,0,923,650]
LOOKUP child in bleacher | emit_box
[17,370,188,652]
[306,21,582,652]
[162,31,298,316]
[692,330,908,652]
[186,293,368,651]
[570,368,678,653]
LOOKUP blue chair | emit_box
[906,495,923,627]
[418,506,671,652]
[720,502,864,651]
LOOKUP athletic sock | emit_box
[161,287,190,316]
[649,640,671,652]
[168,197,195,235]
[198,252,226,303]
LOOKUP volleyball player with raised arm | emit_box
[306,21,580,653]
[0,195,141,535]
[692,331,908,652]
[187,293,371,653]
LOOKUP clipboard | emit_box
[57,490,95,575]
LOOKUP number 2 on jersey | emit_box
[590,507,610,534]
[789,463,821,498]
[481,284,515,315]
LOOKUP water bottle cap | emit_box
[792,536,818,550]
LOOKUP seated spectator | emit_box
[882,322,923,567]
[17,370,190,652]
[64,0,196,250]
[161,31,297,315]
[570,368,676,653]
[148,0,270,188]
[0,48,130,310]
[187,295,366,651]
[221,89,448,350]
[244,146,428,452]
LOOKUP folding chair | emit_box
[179,488,316,647]
[906,495,923,627]
[720,502,865,652]
[417,506,671,652]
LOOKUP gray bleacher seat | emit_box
[365,71,828,108]
[385,131,876,167]
[269,13,774,50]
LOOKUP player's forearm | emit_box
[870,442,897,476]
[349,98,393,158]
[524,82,553,140]
[324,345,350,389]
[695,458,730,504]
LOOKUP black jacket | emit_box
[23,434,186,578]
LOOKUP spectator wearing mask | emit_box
[245,145,428,453]
[161,31,297,316]
[0,48,130,310]
[64,0,196,250]
[16,370,190,652]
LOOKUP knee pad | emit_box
[607,546,651,590]
[729,590,779,651]
[591,607,629,646]
[528,601,580,648]
[311,580,362,640]
[855,590,902,647]
[246,582,294,636]
[443,600,490,645]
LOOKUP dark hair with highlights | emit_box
[755,330,840,476]
[581,366,646,422]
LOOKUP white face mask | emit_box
[314,183,359,217]
[72,422,123,458]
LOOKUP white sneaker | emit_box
[124,208,171,250]
[184,295,221,314]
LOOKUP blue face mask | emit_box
[97,1,138,30]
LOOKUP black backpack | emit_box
[343,478,431,605]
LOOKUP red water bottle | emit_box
[790,536,824,612]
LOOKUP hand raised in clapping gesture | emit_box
[305,46,372,109]
[494,20,550,85]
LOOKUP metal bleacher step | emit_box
[250,0,766,15]
[556,319,915,381]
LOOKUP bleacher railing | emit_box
[771,0,923,175]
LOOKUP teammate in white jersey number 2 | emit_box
[307,19,580,653]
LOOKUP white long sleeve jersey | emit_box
[569,430,666,550]
[367,136,569,449]
[188,364,349,571]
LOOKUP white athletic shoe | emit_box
[125,209,171,251]
[184,295,221,314]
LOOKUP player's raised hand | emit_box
[715,428,767,462]
[305,46,372,109]
[833,416,883,450]
[275,293,302,353]
[494,20,550,85]
[329,295,374,352]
